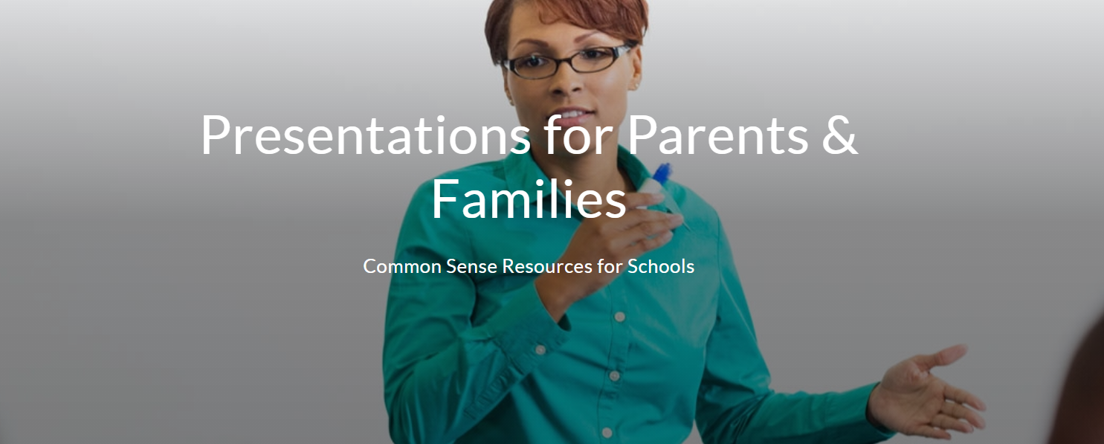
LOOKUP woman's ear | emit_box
[629,47,643,91]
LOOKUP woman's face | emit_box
[503,2,643,157]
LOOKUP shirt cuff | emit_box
[482,280,572,370]
[826,382,897,444]
[461,280,572,420]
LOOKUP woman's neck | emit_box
[530,147,635,204]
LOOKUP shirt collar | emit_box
[503,142,683,217]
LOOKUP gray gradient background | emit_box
[1,0,1102,443]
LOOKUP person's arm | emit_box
[694,218,895,444]
[382,179,571,444]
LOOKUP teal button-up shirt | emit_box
[382,145,895,444]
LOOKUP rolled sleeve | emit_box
[465,280,572,418]
[696,216,896,444]
[826,383,897,443]
[383,179,572,443]
[485,279,572,357]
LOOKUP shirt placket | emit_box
[595,277,633,442]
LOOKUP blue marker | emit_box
[636,163,672,209]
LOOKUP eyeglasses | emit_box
[502,43,636,80]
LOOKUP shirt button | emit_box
[534,345,546,355]
[602,427,613,438]
[608,370,620,382]
[614,312,626,322]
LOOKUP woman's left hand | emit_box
[866,344,987,440]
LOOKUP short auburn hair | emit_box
[485,0,649,64]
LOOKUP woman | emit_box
[383,1,987,442]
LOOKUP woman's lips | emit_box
[548,109,594,127]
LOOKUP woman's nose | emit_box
[548,61,584,95]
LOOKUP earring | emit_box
[508,98,514,106]
[632,82,640,90]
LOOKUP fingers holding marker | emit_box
[529,164,678,309]
[610,207,679,239]
[630,212,682,241]
[627,228,675,257]
[608,191,664,212]
[636,213,681,236]
[537,194,682,303]
[635,163,672,209]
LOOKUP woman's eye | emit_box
[581,49,611,59]
[521,56,547,67]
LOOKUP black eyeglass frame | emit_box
[501,43,637,80]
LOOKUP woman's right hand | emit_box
[534,192,684,322]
